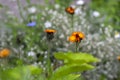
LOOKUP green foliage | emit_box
[0,65,42,80]
[26,0,31,4]
[0,52,98,80]
[51,74,80,80]
[55,0,71,7]
[0,0,101,80]
[50,52,99,80]
[51,63,93,80]
[54,52,99,64]
[0,3,3,8]
[90,0,120,31]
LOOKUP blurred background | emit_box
[0,0,120,80]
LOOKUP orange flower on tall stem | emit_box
[65,7,75,31]
[45,29,56,76]
[0,48,10,58]
[45,29,56,41]
[65,7,75,15]
[69,32,85,52]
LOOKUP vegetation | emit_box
[0,0,120,80]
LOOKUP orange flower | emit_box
[72,32,85,39]
[45,29,56,41]
[45,29,56,33]
[0,48,10,58]
[117,56,120,61]
[65,7,75,15]
[69,32,85,42]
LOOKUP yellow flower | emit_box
[69,32,85,42]
[65,7,75,15]
[0,48,10,58]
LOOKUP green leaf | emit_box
[27,65,43,75]
[1,65,42,80]
[26,0,31,4]
[51,63,94,80]
[2,66,31,80]
[54,52,100,64]
[52,74,80,80]
[0,4,3,8]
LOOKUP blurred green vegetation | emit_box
[90,0,120,31]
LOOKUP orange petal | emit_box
[45,29,56,33]
[69,36,76,42]
[71,32,78,36]
[78,32,85,39]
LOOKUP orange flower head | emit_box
[45,29,56,41]
[117,56,120,61]
[69,32,85,42]
[65,7,75,15]
[45,29,56,34]
[72,32,85,39]
[0,48,10,58]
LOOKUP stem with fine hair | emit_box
[16,0,25,21]
[75,42,79,53]
[46,40,52,77]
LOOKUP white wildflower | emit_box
[114,32,120,38]
[55,4,60,9]
[28,6,36,14]
[76,0,84,5]
[93,11,100,17]
[28,51,35,57]
[71,5,76,8]
[75,8,82,15]
[44,21,52,28]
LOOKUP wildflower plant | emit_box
[69,32,85,52]
[0,0,119,80]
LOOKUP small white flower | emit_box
[6,11,14,15]
[33,62,38,66]
[75,8,82,15]
[76,0,84,5]
[44,21,52,28]
[28,6,36,14]
[53,11,57,15]
[44,55,47,59]
[48,10,53,14]
[55,4,60,9]
[59,34,64,38]
[114,32,120,38]
[28,51,35,57]
[93,11,100,17]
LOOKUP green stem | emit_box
[75,42,79,53]
[16,0,25,21]
[19,51,21,59]
[71,15,74,32]
[46,40,52,78]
